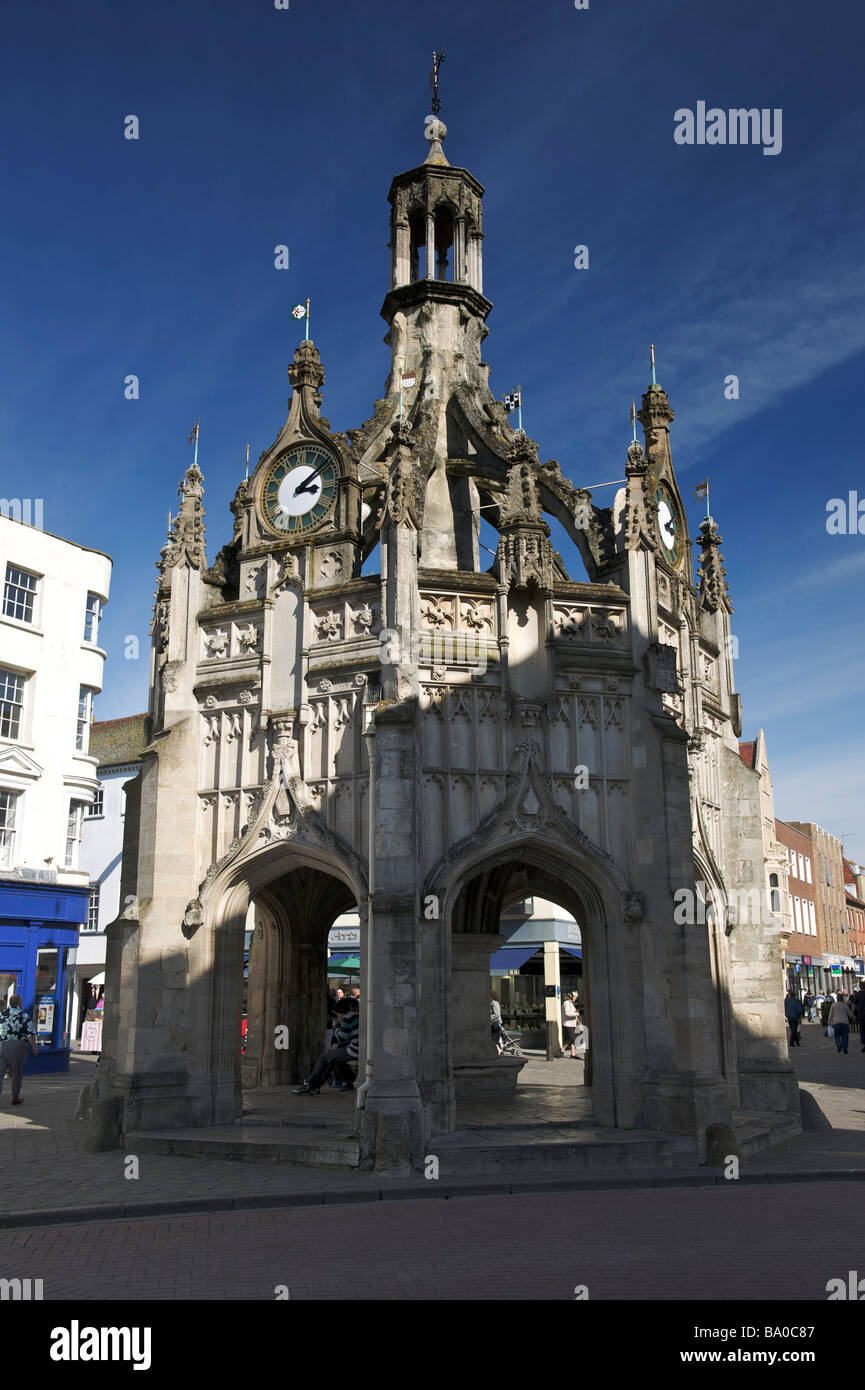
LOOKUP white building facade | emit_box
[0,514,111,1068]
[77,715,145,1042]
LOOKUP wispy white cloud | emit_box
[772,750,865,864]
[740,643,865,722]
[518,111,865,471]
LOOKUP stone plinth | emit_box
[454,1057,526,1100]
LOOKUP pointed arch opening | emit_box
[196,842,364,1120]
[433,205,454,280]
[426,832,640,1131]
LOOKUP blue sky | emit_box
[2,0,863,859]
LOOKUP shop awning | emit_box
[327,953,360,971]
[560,945,583,960]
[489,945,540,974]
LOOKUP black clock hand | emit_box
[294,460,329,496]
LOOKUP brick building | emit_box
[788,822,856,994]
[774,820,821,994]
[843,860,865,985]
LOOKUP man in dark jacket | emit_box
[784,990,804,1046]
[852,983,865,1052]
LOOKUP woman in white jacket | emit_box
[561,993,579,1058]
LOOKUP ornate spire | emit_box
[160,461,206,574]
[622,438,655,552]
[697,515,732,613]
[380,419,423,530]
[637,379,675,471]
[495,458,553,593]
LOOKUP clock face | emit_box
[655,482,681,566]
[260,444,339,538]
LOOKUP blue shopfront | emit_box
[0,880,85,1073]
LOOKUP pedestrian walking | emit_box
[827,993,854,1055]
[0,995,39,1104]
[561,992,579,1058]
[852,983,865,1052]
[490,991,504,1056]
[802,990,815,1023]
[784,990,804,1047]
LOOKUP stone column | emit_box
[418,911,454,1135]
[454,216,465,282]
[393,220,410,288]
[452,932,525,1099]
[285,937,326,1083]
[425,211,436,280]
[242,906,268,1090]
[250,905,296,1089]
[543,941,562,1049]
[359,703,426,1173]
[638,717,734,1153]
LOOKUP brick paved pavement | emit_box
[0,1023,861,1228]
[0,1181,853,1300]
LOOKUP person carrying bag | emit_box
[827,994,854,1055]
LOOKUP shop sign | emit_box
[36,994,55,1036]
[328,928,360,947]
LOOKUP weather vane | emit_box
[429,48,446,115]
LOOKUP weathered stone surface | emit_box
[93,116,797,1172]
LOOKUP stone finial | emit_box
[622,440,653,552]
[697,515,733,613]
[638,382,675,431]
[287,339,326,391]
[508,431,539,464]
[423,115,449,166]
[626,439,646,471]
[495,530,554,595]
[637,383,675,466]
[382,452,422,529]
[501,460,542,524]
[230,477,250,540]
[390,415,413,448]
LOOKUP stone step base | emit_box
[129,1126,361,1168]
[128,1110,799,1175]
[732,1112,802,1157]
[431,1128,697,1175]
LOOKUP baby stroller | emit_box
[500,1026,527,1057]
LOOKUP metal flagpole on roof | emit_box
[187,419,200,467]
